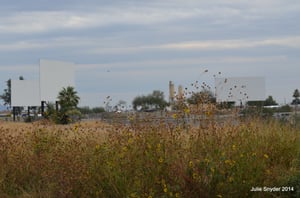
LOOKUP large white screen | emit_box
[40,59,75,102]
[215,77,265,103]
[11,80,41,107]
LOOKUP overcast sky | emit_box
[1,0,300,107]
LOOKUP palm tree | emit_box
[57,86,80,124]
[58,86,80,109]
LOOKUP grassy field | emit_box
[0,115,299,197]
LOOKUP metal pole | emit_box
[13,107,16,121]
[41,101,45,116]
[56,101,59,112]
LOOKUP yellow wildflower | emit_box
[147,143,152,149]
[264,154,269,159]
[156,143,161,152]
[157,143,161,149]
[122,146,128,152]
[232,144,236,150]
[172,113,177,119]
[189,161,193,168]
[184,108,190,114]
[128,138,134,144]
[158,157,164,163]
[225,159,231,165]
[225,159,235,167]
[128,115,134,121]
[192,173,198,180]
[205,111,212,117]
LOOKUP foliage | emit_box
[132,90,168,111]
[0,117,298,197]
[58,86,80,109]
[0,82,299,197]
[92,107,105,113]
[246,100,264,107]
[293,89,300,99]
[57,86,80,124]
[277,105,292,112]
[217,101,235,109]
[187,89,216,105]
[45,87,81,124]
[78,106,93,114]
[78,106,105,114]
[0,79,11,107]
[292,89,300,105]
[264,95,278,106]
[0,76,25,107]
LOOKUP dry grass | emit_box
[0,117,299,197]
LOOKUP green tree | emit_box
[78,106,93,114]
[246,100,264,107]
[92,107,105,113]
[58,86,80,108]
[132,90,168,111]
[0,79,11,107]
[264,96,278,106]
[57,86,81,124]
[0,76,24,107]
[187,89,216,105]
[292,89,300,105]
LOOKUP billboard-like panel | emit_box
[40,59,75,102]
[215,77,265,103]
[11,80,40,107]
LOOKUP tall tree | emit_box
[292,89,300,105]
[0,79,11,107]
[132,90,168,111]
[58,86,80,109]
[187,89,216,105]
[57,86,80,124]
[0,76,24,107]
[264,96,278,106]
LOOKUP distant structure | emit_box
[40,59,75,103]
[215,77,265,105]
[10,59,76,120]
[169,81,175,103]
[178,85,184,100]
[169,81,184,104]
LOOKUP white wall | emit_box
[215,77,265,103]
[39,59,75,102]
[11,80,40,107]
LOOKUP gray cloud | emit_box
[0,0,300,107]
